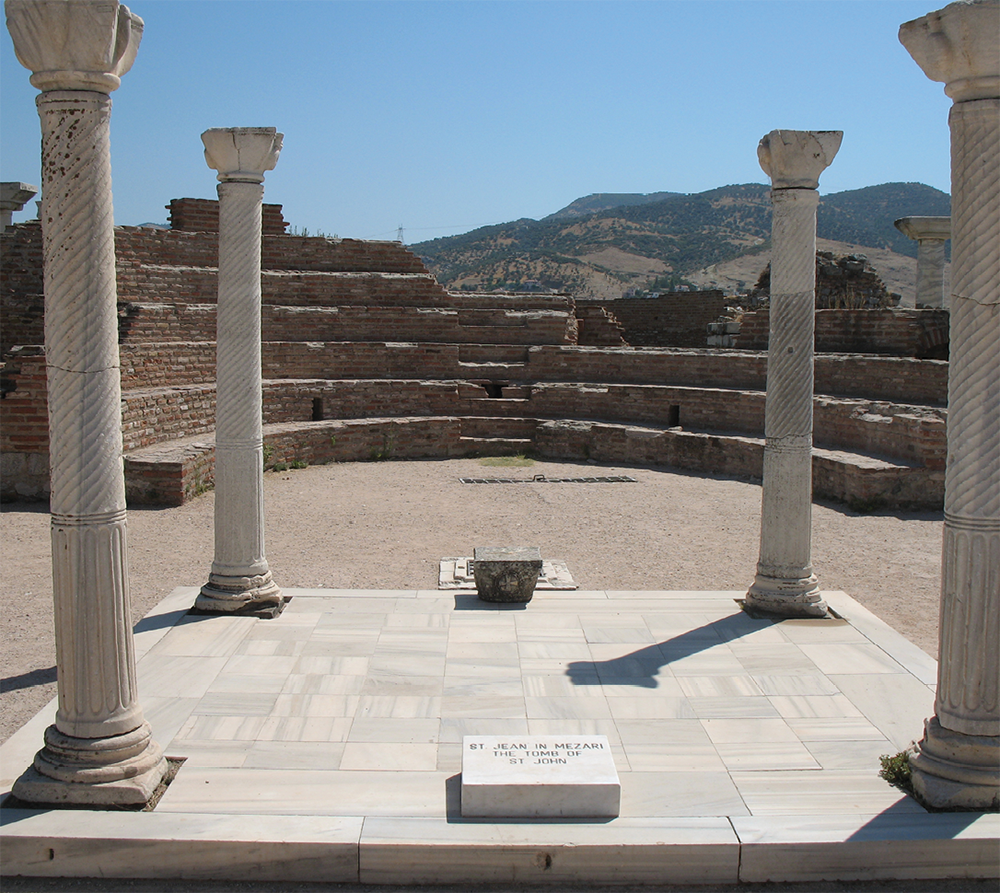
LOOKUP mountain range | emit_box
[410,182,950,300]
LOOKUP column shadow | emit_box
[566,613,774,689]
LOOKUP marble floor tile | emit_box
[173,714,267,742]
[283,673,367,695]
[775,617,868,643]
[606,697,696,720]
[677,675,765,698]
[702,717,801,745]
[271,694,361,717]
[786,717,888,742]
[355,696,442,719]
[244,619,321,641]
[138,656,229,699]
[440,695,525,718]
[446,641,519,659]
[143,696,200,746]
[294,655,371,675]
[256,715,353,743]
[525,718,622,745]
[146,614,255,658]
[619,771,749,818]
[621,743,727,773]
[223,654,300,677]
[803,738,897,770]
[243,740,346,770]
[714,741,821,771]
[384,613,450,628]
[516,642,593,660]
[235,639,306,658]
[441,676,525,698]
[340,742,439,771]
[730,643,820,675]
[662,651,746,677]
[524,696,613,720]
[615,719,715,747]
[599,678,685,697]
[751,674,841,697]
[826,674,935,751]
[798,642,908,676]
[360,675,444,697]
[522,674,599,698]
[444,657,521,675]
[583,627,657,645]
[444,626,518,643]
[767,694,864,719]
[439,717,530,743]
[316,612,388,629]
[347,717,440,743]
[368,652,447,676]
[193,691,280,716]
[208,673,288,694]
[688,697,780,719]
[514,627,588,643]
[163,739,250,768]
[157,767,449,816]
[730,769,926,815]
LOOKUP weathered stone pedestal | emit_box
[195,127,285,618]
[6,0,165,806]
[900,0,999,811]
[894,216,950,308]
[746,129,841,618]
[473,546,542,603]
[0,181,37,230]
[461,735,620,818]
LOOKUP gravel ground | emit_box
[0,457,944,744]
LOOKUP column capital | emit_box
[899,0,1000,102]
[5,0,142,94]
[895,216,952,241]
[757,130,842,189]
[0,181,38,211]
[202,128,283,184]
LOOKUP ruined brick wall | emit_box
[754,252,896,310]
[0,348,48,499]
[167,197,288,235]
[1,224,44,353]
[737,308,950,358]
[581,291,731,347]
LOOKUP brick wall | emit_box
[167,198,288,235]
[580,291,731,347]
[737,308,950,359]
[0,347,48,499]
[526,347,948,406]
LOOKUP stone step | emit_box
[458,436,534,457]
[460,417,538,439]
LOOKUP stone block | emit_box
[473,546,542,603]
[461,735,621,818]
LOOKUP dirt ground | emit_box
[0,457,945,745]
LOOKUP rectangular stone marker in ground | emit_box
[461,735,620,818]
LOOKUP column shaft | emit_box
[916,238,948,308]
[748,187,825,616]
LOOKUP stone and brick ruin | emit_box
[2,198,948,513]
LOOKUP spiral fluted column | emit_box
[900,0,999,810]
[5,0,165,805]
[747,130,842,618]
[195,127,285,618]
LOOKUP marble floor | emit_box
[1,587,997,885]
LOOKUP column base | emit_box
[11,722,167,807]
[910,716,1000,811]
[746,572,827,617]
[195,570,285,618]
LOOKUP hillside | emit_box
[411,182,950,300]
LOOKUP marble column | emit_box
[0,181,37,230]
[747,130,842,618]
[894,216,951,308]
[195,128,285,618]
[900,0,999,811]
[5,0,165,804]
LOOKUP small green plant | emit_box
[370,432,396,461]
[289,459,308,470]
[272,461,289,472]
[262,444,274,469]
[878,751,913,791]
[479,454,535,468]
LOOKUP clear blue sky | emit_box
[1,1,952,241]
